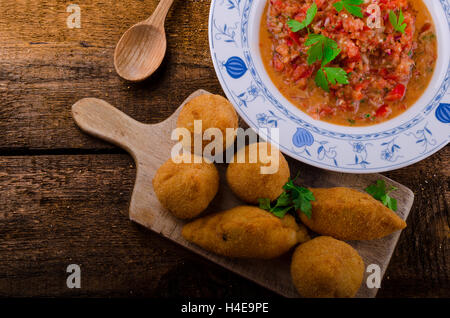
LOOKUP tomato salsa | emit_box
[260,0,437,126]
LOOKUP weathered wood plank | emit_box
[0,0,220,150]
[379,151,450,298]
[0,151,448,297]
[0,154,275,297]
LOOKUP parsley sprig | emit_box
[365,180,398,211]
[333,0,364,18]
[287,3,317,32]
[287,4,349,92]
[259,176,315,219]
[389,9,407,34]
[304,34,348,92]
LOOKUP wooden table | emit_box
[0,0,448,297]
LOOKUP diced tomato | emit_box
[319,105,335,117]
[420,23,431,33]
[292,64,314,81]
[385,84,406,101]
[338,101,354,113]
[314,0,326,9]
[289,31,301,46]
[375,104,392,118]
[273,56,284,72]
[343,40,361,61]
[352,82,369,101]
[271,0,284,9]
[353,91,363,101]
[294,11,306,21]
[379,68,399,81]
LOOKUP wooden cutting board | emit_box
[72,89,414,298]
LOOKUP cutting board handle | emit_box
[72,98,146,156]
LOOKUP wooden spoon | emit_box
[114,0,175,82]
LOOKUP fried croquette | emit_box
[300,187,407,240]
[291,236,364,298]
[152,155,219,219]
[176,94,239,154]
[226,142,290,204]
[182,206,310,259]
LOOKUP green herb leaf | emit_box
[307,40,324,65]
[322,41,341,66]
[271,206,293,218]
[314,66,348,92]
[305,34,325,65]
[389,9,407,33]
[381,194,397,211]
[365,180,398,211]
[333,0,364,18]
[287,3,317,32]
[304,33,324,46]
[287,20,303,33]
[258,197,271,211]
[323,67,349,85]
[315,68,329,92]
[344,3,363,18]
[259,176,315,219]
[333,1,344,12]
[305,34,341,66]
[275,192,292,207]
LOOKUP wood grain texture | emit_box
[0,0,448,298]
[0,154,274,297]
[0,0,215,150]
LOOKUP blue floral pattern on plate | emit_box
[436,103,450,123]
[209,0,450,173]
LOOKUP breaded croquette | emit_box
[177,94,239,154]
[300,187,406,240]
[152,154,219,219]
[291,236,364,298]
[182,206,310,259]
[226,142,290,204]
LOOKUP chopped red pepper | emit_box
[375,104,392,118]
[385,84,406,101]
[289,31,301,46]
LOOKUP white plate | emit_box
[209,0,450,173]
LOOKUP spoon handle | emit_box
[146,0,175,27]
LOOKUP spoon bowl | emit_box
[114,0,174,82]
[114,24,166,82]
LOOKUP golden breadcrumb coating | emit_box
[177,94,239,154]
[182,206,310,259]
[226,142,290,204]
[300,187,407,240]
[152,155,219,219]
[291,236,364,298]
